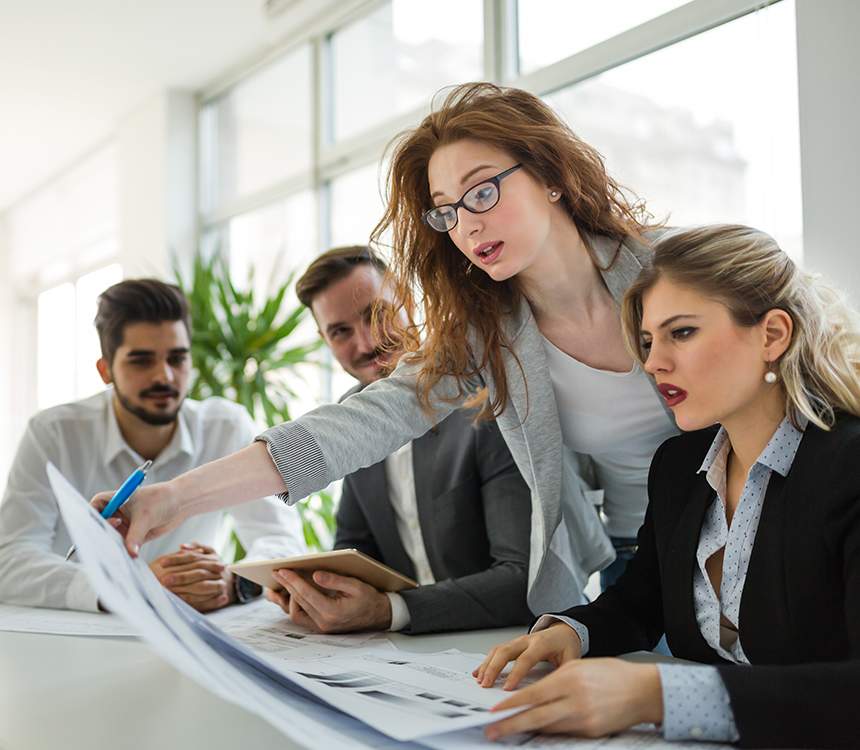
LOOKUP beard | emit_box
[114,382,184,426]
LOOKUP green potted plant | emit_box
[174,251,336,553]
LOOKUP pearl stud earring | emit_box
[550,191,559,198]
[764,363,778,384]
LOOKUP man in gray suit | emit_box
[265,246,532,634]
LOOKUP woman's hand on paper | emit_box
[91,480,184,556]
[483,658,663,741]
[474,621,583,690]
[269,568,392,633]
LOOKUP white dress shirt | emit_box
[0,389,306,612]
[382,440,436,631]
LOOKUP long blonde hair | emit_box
[620,225,860,430]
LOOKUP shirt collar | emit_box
[698,415,807,479]
[757,415,806,477]
[102,388,195,467]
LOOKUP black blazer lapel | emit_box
[663,474,726,663]
[738,469,792,663]
[351,461,416,580]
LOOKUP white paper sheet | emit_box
[46,463,513,748]
[46,462,408,749]
[0,603,138,637]
[209,597,391,658]
[267,646,522,741]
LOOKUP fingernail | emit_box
[131,544,140,556]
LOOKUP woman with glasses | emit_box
[97,82,679,615]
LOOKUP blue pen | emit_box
[64,459,153,561]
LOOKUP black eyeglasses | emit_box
[422,164,522,233]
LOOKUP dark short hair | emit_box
[94,278,191,363]
[295,246,388,309]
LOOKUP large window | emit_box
[197,0,803,418]
[199,46,313,214]
[330,0,483,142]
[518,0,689,74]
[328,161,388,250]
[37,264,123,410]
[544,0,802,259]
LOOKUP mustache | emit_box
[139,385,179,398]
[353,349,386,368]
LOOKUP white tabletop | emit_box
[0,623,526,750]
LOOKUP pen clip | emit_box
[139,459,153,474]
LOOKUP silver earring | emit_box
[550,190,559,198]
[764,362,778,384]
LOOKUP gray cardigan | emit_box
[259,231,674,614]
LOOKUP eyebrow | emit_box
[126,347,189,357]
[640,314,701,335]
[430,163,498,200]
[324,304,373,335]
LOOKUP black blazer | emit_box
[333,405,533,635]
[557,415,860,749]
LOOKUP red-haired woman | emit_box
[97,83,678,615]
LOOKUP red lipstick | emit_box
[657,383,687,407]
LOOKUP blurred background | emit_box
[0,0,857,491]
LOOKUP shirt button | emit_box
[690,727,704,738]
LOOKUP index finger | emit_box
[476,637,531,687]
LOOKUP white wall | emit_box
[0,89,197,487]
[0,217,13,482]
[117,90,197,277]
[796,0,860,299]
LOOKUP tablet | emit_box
[229,548,419,593]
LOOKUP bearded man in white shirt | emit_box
[0,278,305,613]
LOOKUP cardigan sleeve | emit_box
[256,355,470,503]
[549,440,669,654]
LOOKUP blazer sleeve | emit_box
[547,440,668,654]
[400,419,532,634]
[332,476,384,561]
[715,473,860,749]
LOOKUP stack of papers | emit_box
[46,463,732,750]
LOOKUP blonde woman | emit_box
[474,225,860,748]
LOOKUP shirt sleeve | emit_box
[657,663,740,743]
[386,592,411,631]
[0,417,100,612]
[531,614,589,656]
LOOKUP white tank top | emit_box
[542,335,678,538]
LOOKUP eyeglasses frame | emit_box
[422,163,523,232]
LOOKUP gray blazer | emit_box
[259,231,674,614]
[334,403,532,634]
